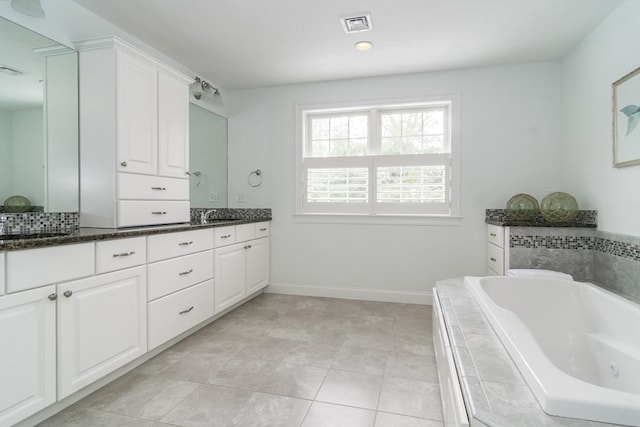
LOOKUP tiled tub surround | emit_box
[434,278,621,427]
[509,228,640,303]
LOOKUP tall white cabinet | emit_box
[77,37,192,228]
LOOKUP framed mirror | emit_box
[0,16,78,213]
[189,103,228,208]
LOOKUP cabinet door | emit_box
[0,286,56,426]
[116,49,158,175]
[214,243,246,313]
[246,237,270,295]
[158,70,189,178]
[57,266,147,399]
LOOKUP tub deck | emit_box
[434,277,620,427]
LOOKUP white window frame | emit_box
[295,95,461,225]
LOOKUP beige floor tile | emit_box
[38,405,171,426]
[230,392,311,426]
[134,349,190,376]
[301,402,376,427]
[257,362,328,399]
[332,344,390,375]
[159,351,232,383]
[315,369,382,410]
[384,351,438,382]
[375,411,444,427]
[210,357,279,390]
[378,377,442,420]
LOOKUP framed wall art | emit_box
[613,66,640,167]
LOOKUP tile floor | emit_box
[40,294,443,427]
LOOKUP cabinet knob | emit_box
[490,233,497,237]
[48,293,57,301]
[63,290,73,298]
[113,251,135,257]
[120,161,127,167]
[179,306,194,315]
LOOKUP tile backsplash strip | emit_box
[0,212,80,234]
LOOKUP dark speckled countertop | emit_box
[485,219,597,228]
[0,218,271,252]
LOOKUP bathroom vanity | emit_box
[0,219,270,426]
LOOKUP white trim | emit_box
[294,213,461,226]
[265,282,433,305]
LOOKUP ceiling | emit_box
[75,0,621,90]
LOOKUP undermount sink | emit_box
[0,232,71,241]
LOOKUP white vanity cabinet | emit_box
[486,224,509,275]
[0,253,5,296]
[214,222,270,313]
[78,36,192,228]
[57,266,147,399]
[0,285,57,427]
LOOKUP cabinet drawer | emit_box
[96,237,146,274]
[487,224,504,248]
[148,250,213,301]
[148,279,214,350]
[117,173,189,200]
[255,222,270,238]
[117,200,190,227]
[214,226,236,247]
[6,243,95,293]
[147,229,214,262]
[487,242,504,275]
[235,223,254,242]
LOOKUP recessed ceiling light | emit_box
[354,41,373,51]
[340,13,373,33]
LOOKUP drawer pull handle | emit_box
[179,241,194,246]
[259,228,267,231]
[48,293,57,301]
[63,290,72,298]
[151,211,167,215]
[179,306,194,315]
[220,234,231,239]
[179,269,194,276]
[490,233,497,237]
[113,251,135,257]
[244,244,252,250]
[151,186,167,190]
[490,257,497,262]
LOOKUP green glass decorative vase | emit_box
[540,192,578,223]
[3,195,31,213]
[506,193,539,221]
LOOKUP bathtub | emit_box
[466,276,640,426]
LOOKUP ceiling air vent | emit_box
[340,13,373,33]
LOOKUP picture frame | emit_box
[612,66,640,167]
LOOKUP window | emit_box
[296,97,460,219]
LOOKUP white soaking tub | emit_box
[466,276,640,426]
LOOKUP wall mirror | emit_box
[189,103,228,208]
[0,16,78,213]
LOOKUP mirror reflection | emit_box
[0,16,78,213]
[189,103,228,208]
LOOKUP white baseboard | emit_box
[265,282,432,305]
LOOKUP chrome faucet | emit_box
[200,209,217,224]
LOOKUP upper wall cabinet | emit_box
[76,37,192,228]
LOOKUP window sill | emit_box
[294,213,462,226]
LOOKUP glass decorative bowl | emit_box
[540,192,578,223]
[3,195,31,213]
[506,193,539,221]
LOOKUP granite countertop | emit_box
[435,278,613,427]
[0,218,271,251]
[485,219,597,228]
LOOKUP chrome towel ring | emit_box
[248,169,263,187]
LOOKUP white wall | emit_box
[0,110,13,201]
[228,62,563,296]
[561,0,640,237]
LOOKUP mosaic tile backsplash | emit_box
[486,208,597,226]
[0,212,79,235]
